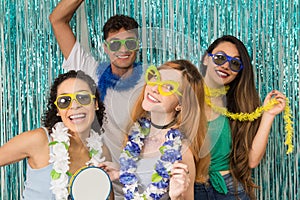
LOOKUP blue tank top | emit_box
[22,127,55,200]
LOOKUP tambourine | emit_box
[68,166,111,200]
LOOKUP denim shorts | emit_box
[194,173,250,200]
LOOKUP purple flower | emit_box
[155,160,169,178]
[128,130,139,140]
[161,149,182,163]
[139,118,151,136]
[163,140,174,147]
[152,179,169,189]
[124,190,134,200]
[166,129,183,139]
[139,118,151,129]
[150,192,164,200]
[120,157,137,171]
[124,141,140,157]
[120,172,137,185]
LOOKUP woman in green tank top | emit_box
[193,35,287,200]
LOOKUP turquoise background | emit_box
[0,0,299,199]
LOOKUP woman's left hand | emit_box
[263,90,286,116]
[169,161,190,200]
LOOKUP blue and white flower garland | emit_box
[49,122,105,200]
[119,118,183,200]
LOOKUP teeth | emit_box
[148,94,159,102]
[69,114,86,119]
[216,71,228,77]
[117,55,129,59]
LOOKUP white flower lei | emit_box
[49,122,105,200]
[119,118,183,200]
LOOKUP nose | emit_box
[118,43,127,52]
[70,99,81,109]
[151,84,159,94]
[220,60,230,70]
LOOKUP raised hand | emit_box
[263,90,286,116]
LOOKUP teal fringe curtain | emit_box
[0,0,299,199]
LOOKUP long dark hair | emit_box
[42,70,106,133]
[200,35,261,199]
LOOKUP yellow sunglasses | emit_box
[145,65,182,96]
[54,92,96,110]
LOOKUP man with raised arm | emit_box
[49,1,144,199]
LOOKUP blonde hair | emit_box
[128,60,209,180]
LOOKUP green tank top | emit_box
[208,115,232,194]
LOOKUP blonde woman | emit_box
[100,60,207,200]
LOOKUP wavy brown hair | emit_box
[128,60,208,169]
[200,35,261,199]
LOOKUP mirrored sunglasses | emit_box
[208,52,244,72]
[105,38,139,52]
[54,92,96,110]
[145,65,182,96]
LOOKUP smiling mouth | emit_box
[115,54,130,59]
[147,93,160,103]
[215,70,229,78]
[69,113,86,121]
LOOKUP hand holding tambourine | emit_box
[98,161,120,181]
[68,166,111,200]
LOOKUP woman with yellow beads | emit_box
[193,35,292,200]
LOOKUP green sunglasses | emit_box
[104,38,139,52]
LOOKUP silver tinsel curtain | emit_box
[0,0,299,199]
